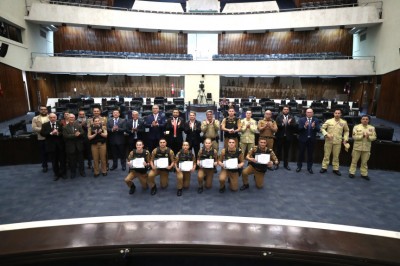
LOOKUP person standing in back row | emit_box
[107,109,127,171]
[240,110,257,157]
[144,105,166,153]
[296,108,320,174]
[221,107,241,149]
[184,111,202,161]
[320,109,349,176]
[63,114,86,179]
[258,110,278,149]
[201,110,220,151]
[165,109,184,155]
[32,105,49,173]
[349,115,376,181]
[275,106,297,170]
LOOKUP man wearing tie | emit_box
[275,106,297,170]
[296,108,320,174]
[144,105,166,153]
[63,114,86,178]
[126,110,145,152]
[184,111,202,161]
[41,113,66,180]
[165,108,184,155]
[107,109,127,171]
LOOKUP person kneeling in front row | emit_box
[148,139,175,195]
[124,140,150,195]
[175,142,196,197]
[240,137,279,190]
[218,138,244,193]
[197,138,219,193]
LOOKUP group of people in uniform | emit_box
[31,102,376,197]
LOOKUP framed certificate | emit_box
[130,158,145,169]
[179,161,193,171]
[200,159,214,169]
[155,157,169,168]
[224,158,238,169]
[255,154,270,164]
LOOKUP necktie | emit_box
[52,123,55,129]
[114,119,117,126]
[283,116,287,136]
[173,118,177,137]
[307,118,312,137]
[133,120,137,139]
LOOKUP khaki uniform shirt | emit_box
[352,124,377,151]
[321,118,349,144]
[219,148,244,164]
[247,146,278,163]
[201,119,220,140]
[151,147,175,163]
[258,119,278,138]
[128,149,150,162]
[240,118,258,144]
[32,115,49,140]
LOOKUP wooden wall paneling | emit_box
[219,29,352,56]
[53,75,185,98]
[0,63,29,122]
[54,26,187,54]
[376,69,400,123]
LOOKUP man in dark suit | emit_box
[63,113,86,178]
[126,110,145,152]
[184,111,202,160]
[77,110,92,169]
[165,108,184,155]
[144,105,166,153]
[275,105,297,170]
[41,113,66,180]
[296,108,320,174]
[107,109,127,171]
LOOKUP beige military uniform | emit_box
[242,146,278,189]
[175,150,196,189]
[201,119,220,151]
[257,119,278,149]
[240,118,258,156]
[197,148,218,189]
[124,149,150,189]
[148,147,175,188]
[218,148,244,191]
[349,124,377,176]
[320,118,349,170]
[32,115,49,140]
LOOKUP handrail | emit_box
[31,52,375,62]
[39,0,383,16]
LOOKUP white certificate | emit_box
[255,154,270,164]
[155,157,169,168]
[179,161,193,171]
[200,159,214,169]
[224,158,238,169]
[130,158,145,169]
